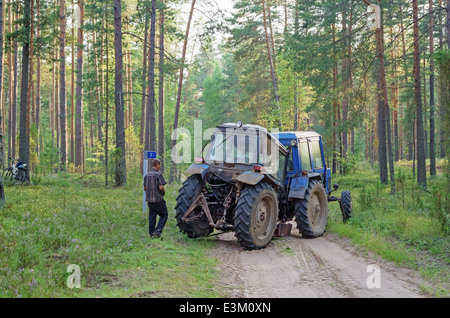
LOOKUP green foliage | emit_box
[34,131,59,177]
[328,162,449,295]
[202,64,227,126]
[0,174,220,298]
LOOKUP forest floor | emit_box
[0,161,448,298]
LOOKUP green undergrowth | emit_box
[1,160,448,298]
[0,173,220,298]
[327,161,449,297]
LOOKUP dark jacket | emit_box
[143,169,167,203]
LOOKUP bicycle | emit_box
[2,158,27,183]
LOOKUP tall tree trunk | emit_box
[104,10,110,186]
[0,0,4,161]
[158,0,165,173]
[399,5,413,162]
[293,1,300,131]
[170,0,196,184]
[262,0,281,127]
[413,0,427,189]
[93,22,101,143]
[380,6,395,191]
[35,0,41,153]
[367,1,389,185]
[97,31,103,144]
[114,0,127,186]
[50,49,55,144]
[342,13,348,174]
[70,0,75,163]
[145,0,157,154]
[429,0,436,176]
[55,46,60,155]
[438,0,447,158]
[391,32,399,162]
[0,0,4,206]
[75,1,84,170]
[0,0,3,169]
[375,16,388,184]
[26,0,35,160]
[7,0,12,161]
[19,0,32,182]
[332,23,338,175]
[59,0,67,170]
[127,48,133,127]
[386,94,396,193]
[139,14,148,174]
[447,0,450,50]
[341,5,353,176]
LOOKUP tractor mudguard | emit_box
[289,175,323,199]
[184,163,209,178]
[288,177,309,199]
[235,171,265,186]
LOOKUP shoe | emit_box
[153,233,163,240]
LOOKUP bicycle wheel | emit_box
[2,168,12,182]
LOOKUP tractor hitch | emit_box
[274,222,292,237]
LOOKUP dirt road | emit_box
[211,225,430,298]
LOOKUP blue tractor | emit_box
[176,123,352,250]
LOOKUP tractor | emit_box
[175,122,352,250]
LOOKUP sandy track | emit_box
[210,225,430,298]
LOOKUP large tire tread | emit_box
[234,183,278,250]
[340,191,352,223]
[175,175,212,238]
[294,179,328,238]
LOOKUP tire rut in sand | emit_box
[210,227,429,298]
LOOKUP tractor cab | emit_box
[272,131,332,195]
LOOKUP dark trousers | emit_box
[148,200,168,236]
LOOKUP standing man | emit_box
[144,159,168,238]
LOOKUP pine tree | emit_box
[18,0,32,183]
[413,0,427,189]
[114,0,126,186]
[59,0,67,170]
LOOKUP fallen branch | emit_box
[78,169,102,180]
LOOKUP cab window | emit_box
[276,151,287,181]
[286,147,295,172]
[309,140,324,170]
[299,142,312,171]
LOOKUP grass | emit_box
[326,160,449,297]
[0,172,220,298]
[1,159,448,298]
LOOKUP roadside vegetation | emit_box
[0,158,448,298]
[0,173,220,298]
[328,158,449,297]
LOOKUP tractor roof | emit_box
[216,123,288,155]
[217,124,321,142]
[218,123,267,131]
[272,131,322,141]
[217,123,277,137]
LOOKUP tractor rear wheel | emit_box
[234,183,278,250]
[175,175,213,238]
[340,191,352,223]
[294,179,328,238]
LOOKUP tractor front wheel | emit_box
[294,179,329,238]
[340,191,352,223]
